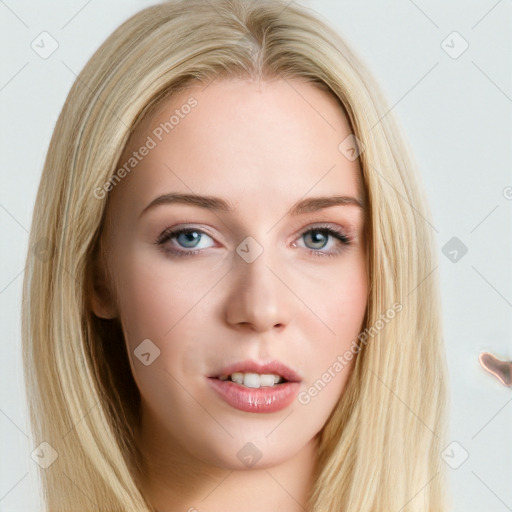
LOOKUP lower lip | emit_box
[207,378,300,413]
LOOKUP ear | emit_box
[90,281,118,320]
[88,248,118,320]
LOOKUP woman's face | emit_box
[92,78,368,470]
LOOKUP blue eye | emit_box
[156,227,214,255]
[155,224,351,258]
[299,227,350,256]
[174,229,210,248]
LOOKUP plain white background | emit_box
[1,1,511,510]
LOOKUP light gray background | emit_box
[1,1,511,510]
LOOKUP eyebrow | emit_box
[138,192,365,219]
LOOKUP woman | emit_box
[22,0,450,510]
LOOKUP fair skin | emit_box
[91,78,368,512]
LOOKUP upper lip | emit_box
[209,360,302,383]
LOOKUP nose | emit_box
[223,247,293,333]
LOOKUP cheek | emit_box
[113,250,211,344]
[305,248,368,345]
[111,247,224,378]
[112,253,209,409]
[324,265,367,339]
[297,255,367,408]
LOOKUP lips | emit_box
[209,359,302,383]
[207,378,300,413]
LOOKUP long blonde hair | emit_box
[22,0,451,510]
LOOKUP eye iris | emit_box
[306,230,328,249]
[177,231,201,248]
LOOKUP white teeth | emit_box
[243,373,260,388]
[218,372,284,388]
[258,374,276,387]
[231,372,244,385]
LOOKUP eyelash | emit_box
[154,223,352,259]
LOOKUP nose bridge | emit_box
[224,234,291,332]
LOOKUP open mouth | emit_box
[207,373,300,413]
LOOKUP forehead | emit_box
[110,78,364,222]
